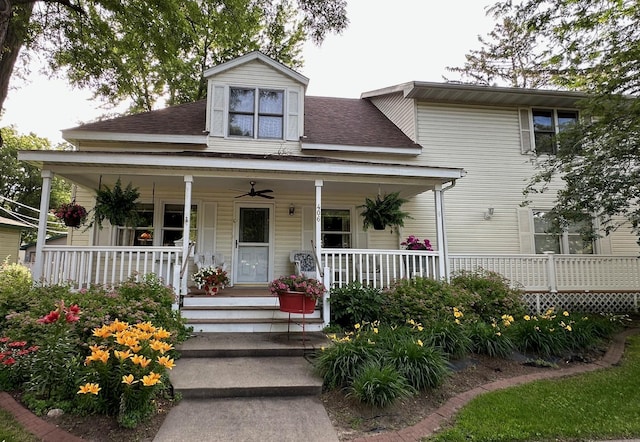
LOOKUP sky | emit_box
[1,0,496,145]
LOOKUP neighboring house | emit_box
[0,216,30,264]
[18,52,640,331]
[21,234,68,269]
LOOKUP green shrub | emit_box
[314,335,379,388]
[450,268,527,322]
[384,337,449,390]
[508,310,572,357]
[329,282,386,329]
[420,318,472,359]
[0,260,33,328]
[348,363,416,408]
[382,277,475,324]
[0,337,38,391]
[467,320,515,358]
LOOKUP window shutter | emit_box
[211,86,225,137]
[517,208,535,254]
[200,203,217,254]
[519,108,533,154]
[287,90,299,141]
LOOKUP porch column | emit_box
[179,175,193,303]
[434,185,448,281]
[314,180,323,278]
[33,170,54,284]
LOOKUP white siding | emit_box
[369,93,416,141]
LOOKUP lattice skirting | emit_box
[522,291,639,314]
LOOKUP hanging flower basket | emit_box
[53,202,88,228]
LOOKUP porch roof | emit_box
[18,150,466,196]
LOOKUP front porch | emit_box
[37,245,640,331]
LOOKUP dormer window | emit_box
[229,88,284,139]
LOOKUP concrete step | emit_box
[171,333,329,400]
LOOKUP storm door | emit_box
[234,205,272,284]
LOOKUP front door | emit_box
[234,205,273,284]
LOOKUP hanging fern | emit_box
[359,191,412,232]
[92,178,141,228]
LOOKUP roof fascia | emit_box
[62,130,207,145]
[301,142,421,156]
[18,151,465,181]
[203,51,309,86]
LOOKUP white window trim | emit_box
[526,108,579,155]
[321,207,353,249]
[226,86,287,141]
[531,209,595,254]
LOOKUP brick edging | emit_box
[352,327,640,442]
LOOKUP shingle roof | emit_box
[64,97,420,150]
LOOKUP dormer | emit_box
[203,52,309,142]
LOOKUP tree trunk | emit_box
[0,1,35,112]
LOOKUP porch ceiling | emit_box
[19,150,465,197]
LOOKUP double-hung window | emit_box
[532,109,578,154]
[228,88,284,139]
[115,203,154,246]
[532,210,593,254]
[321,209,352,248]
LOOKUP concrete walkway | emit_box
[1,328,639,442]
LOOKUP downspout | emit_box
[33,170,54,284]
[436,180,457,282]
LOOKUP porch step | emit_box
[180,292,325,333]
[170,332,328,399]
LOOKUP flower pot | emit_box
[204,285,218,296]
[277,291,316,314]
[63,217,81,228]
[372,220,385,230]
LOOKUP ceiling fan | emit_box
[235,181,274,199]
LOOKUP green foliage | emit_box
[507,310,574,357]
[348,363,416,408]
[450,269,527,322]
[359,191,411,232]
[329,282,386,329]
[0,127,70,242]
[467,320,515,358]
[384,337,449,390]
[92,178,140,228]
[420,318,472,359]
[0,260,32,328]
[382,277,474,324]
[314,337,379,389]
[0,337,38,391]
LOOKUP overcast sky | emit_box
[1,0,495,144]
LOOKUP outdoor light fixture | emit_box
[484,207,495,220]
[289,204,295,216]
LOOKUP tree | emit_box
[0,0,348,114]
[0,126,70,241]
[445,2,553,88]
[502,0,640,244]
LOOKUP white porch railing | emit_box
[321,248,440,288]
[39,246,182,291]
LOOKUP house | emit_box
[20,234,68,269]
[0,216,30,264]
[18,52,640,331]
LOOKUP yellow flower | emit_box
[92,326,112,338]
[110,319,129,332]
[566,325,572,331]
[496,332,502,336]
[78,383,101,395]
[416,339,424,347]
[121,374,136,385]
[154,328,171,339]
[524,315,531,321]
[150,340,174,354]
[131,354,151,368]
[114,350,132,361]
[142,372,162,387]
[354,323,361,329]
[453,308,464,318]
[157,356,176,370]
[563,311,570,317]
[373,327,379,334]
[455,319,461,325]
[136,321,157,333]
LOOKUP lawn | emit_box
[427,334,640,441]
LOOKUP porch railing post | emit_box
[433,185,447,281]
[33,170,54,284]
[178,175,193,310]
[322,266,331,327]
[544,251,558,294]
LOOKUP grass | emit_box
[427,334,640,441]
[0,408,38,442]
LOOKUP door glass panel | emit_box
[239,208,269,243]
[237,246,269,282]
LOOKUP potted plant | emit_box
[53,201,88,228]
[92,178,141,229]
[269,274,326,314]
[359,191,411,232]
[401,235,433,251]
[192,265,230,295]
